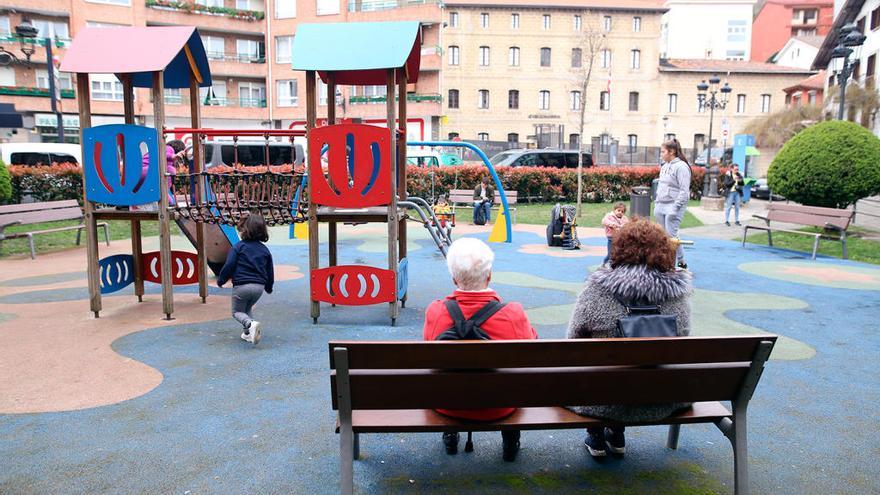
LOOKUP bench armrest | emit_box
[0,220,22,237]
[823,222,844,232]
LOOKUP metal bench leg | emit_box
[76,224,83,246]
[741,226,749,247]
[27,233,36,260]
[666,424,681,450]
[103,223,110,246]
[731,406,749,495]
[811,235,820,260]
[841,232,848,259]
[353,433,360,460]
[767,229,773,247]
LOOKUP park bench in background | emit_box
[448,188,518,224]
[742,203,854,259]
[329,336,777,495]
[0,200,109,259]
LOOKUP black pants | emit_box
[501,430,520,443]
[587,426,624,436]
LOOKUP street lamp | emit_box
[696,74,731,197]
[11,22,65,142]
[830,23,867,120]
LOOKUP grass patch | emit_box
[512,200,704,229]
[0,219,177,258]
[742,226,880,265]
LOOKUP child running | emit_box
[601,202,629,267]
[217,211,274,345]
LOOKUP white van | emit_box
[0,143,82,167]
[406,147,443,167]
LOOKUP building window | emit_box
[316,0,340,15]
[807,91,817,104]
[539,90,550,110]
[450,11,458,27]
[571,48,582,68]
[600,91,610,110]
[277,80,298,107]
[600,49,611,68]
[196,0,222,6]
[237,39,262,62]
[667,93,677,113]
[664,133,676,142]
[0,17,9,36]
[200,82,227,105]
[570,134,580,149]
[631,49,640,69]
[697,94,706,113]
[508,89,519,109]
[508,133,519,145]
[31,20,70,40]
[478,89,490,109]
[570,90,581,110]
[448,46,460,66]
[202,35,225,59]
[574,15,582,31]
[737,94,746,113]
[726,50,746,61]
[629,91,639,111]
[540,47,551,67]
[511,13,520,29]
[603,15,612,31]
[91,75,124,101]
[36,70,73,90]
[761,94,771,113]
[727,20,747,42]
[448,132,460,140]
[509,47,520,66]
[871,7,880,30]
[448,89,459,109]
[319,81,329,106]
[480,12,489,28]
[478,133,489,141]
[276,36,293,64]
[543,14,551,30]
[867,54,876,83]
[632,16,641,32]
[628,134,638,151]
[276,0,296,18]
[239,82,266,107]
[479,46,490,66]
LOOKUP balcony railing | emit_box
[348,0,438,12]
[349,93,442,104]
[0,86,75,98]
[0,34,71,49]
[145,0,265,21]
[160,95,267,107]
[204,51,266,63]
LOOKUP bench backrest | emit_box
[0,200,83,225]
[329,336,776,411]
[766,203,853,230]
[448,189,518,205]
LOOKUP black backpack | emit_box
[614,295,678,338]
[435,299,507,341]
[473,201,489,226]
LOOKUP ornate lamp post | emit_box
[830,23,867,120]
[696,74,731,197]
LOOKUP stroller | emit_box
[546,204,581,250]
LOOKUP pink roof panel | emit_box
[60,26,212,89]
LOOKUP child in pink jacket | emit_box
[601,202,628,266]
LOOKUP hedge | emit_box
[0,160,12,203]
[6,164,706,205]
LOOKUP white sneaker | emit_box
[241,331,253,343]
[249,321,261,345]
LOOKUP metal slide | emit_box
[400,196,452,257]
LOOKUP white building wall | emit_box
[662,0,757,60]
[774,39,821,69]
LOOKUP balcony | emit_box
[161,95,267,107]
[205,51,265,64]
[145,0,265,31]
[0,34,70,49]
[0,86,75,98]
[349,93,441,104]
[348,0,439,12]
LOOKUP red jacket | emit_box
[423,289,538,421]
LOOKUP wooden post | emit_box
[77,73,101,318]
[306,70,320,322]
[121,74,145,302]
[153,71,173,319]
[190,72,207,303]
[396,68,407,306]
[386,69,399,323]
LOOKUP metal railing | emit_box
[0,86,75,98]
[349,93,442,104]
[0,34,70,48]
[347,0,437,12]
[204,51,265,63]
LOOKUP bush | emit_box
[0,160,12,203]
[768,120,880,208]
[8,163,83,204]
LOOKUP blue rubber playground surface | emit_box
[1,225,879,494]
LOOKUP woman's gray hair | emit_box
[446,237,495,290]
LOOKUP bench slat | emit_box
[768,202,853,218]
[448,189,518,205]
[329,336,772,370]
[346,402,731,433]
[1,208,84,226]
[766,210,849,229]
[333,363,750,410]
[0,200,80,215]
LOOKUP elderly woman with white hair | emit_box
[423,237,538,462]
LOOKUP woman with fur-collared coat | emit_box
[566,218,693,458]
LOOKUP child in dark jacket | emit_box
[217,212,274,345]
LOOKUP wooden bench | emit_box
[0,200,109,259]
[741,203,854,259]
[330,336,777,495]
[448,188,518,224]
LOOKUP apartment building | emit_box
[661,0,757,61]
[0,0,442,144]
[752,0,834,62]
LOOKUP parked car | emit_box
[203,141,304,168]
[406,148,443,167]
[489,149,593,168]
[0,143,81,167]
[694,147,732,166]
[750,178,785,200]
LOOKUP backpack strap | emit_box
[435,299,507,341]
[613,293,660,315]
[467,300,507,328]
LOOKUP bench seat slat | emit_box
[343,402,731,433]
[1,208,84,226]
[0,200,80,215]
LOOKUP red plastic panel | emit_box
[311,265,396,305]
[308,124,392,207]
[142,251,200,285]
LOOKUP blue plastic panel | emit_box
[397,257,408,300]
[83,124,161,206]
[99,254,135,294]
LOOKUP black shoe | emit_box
[501,430,520,462]
[725,221,731,226]
[584,430,606,457]
[677,260,688,270]
[735,221,742,226]
[442,432,459,455]
[604,427,626,455]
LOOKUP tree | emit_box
[742,104,823,148]
[0,160,11,204]
[571,20,606,217]
[768,120,880,208]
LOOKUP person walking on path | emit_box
[654,138,691,270]
[217,212,275,345]
[721,163,744,226]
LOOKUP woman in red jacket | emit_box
[423,237,538,461]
